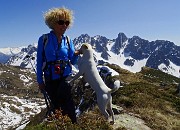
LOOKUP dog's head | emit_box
[79,43,92,54]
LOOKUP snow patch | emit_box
[0,94,45,129]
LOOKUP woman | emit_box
[36,7,80,123]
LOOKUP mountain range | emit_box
[0,33,180,78]
[0,33,180,129]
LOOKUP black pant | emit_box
[45,78,76,123]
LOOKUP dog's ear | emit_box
[82,44,89,49]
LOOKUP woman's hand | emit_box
[74,50,82,56]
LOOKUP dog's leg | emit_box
[68,71,83,84]
[107,96,115,124]
[97,95,109,120]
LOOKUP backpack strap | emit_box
[66,36,71,59]
[65,36,73,68]
[42,34,48,71]
[66,36,70,50]
[42,34,48,60]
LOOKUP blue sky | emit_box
[0,0,180,48]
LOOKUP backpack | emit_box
[42,34,71,70]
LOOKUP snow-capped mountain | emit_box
[6,44,37,68]
[73,33,180,77]
[3,33,180,78]
[0,47,23,63]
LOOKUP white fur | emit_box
[69,43,120,124]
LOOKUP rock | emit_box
[112,104,152,130]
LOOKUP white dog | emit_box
[69,43,120,124]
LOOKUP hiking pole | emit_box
[41,89,54,116]
[25,55,37,74]
[24,55,54,115]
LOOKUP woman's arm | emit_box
[36,36,44,84]
[68,39,79,65]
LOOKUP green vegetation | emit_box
[113,66,180,130]
[25,109,113,130]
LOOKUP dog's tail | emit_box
[110,80,121,93]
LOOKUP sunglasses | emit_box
[57,20,70,26]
